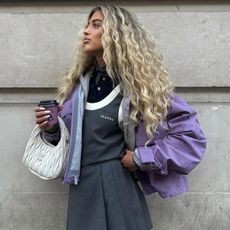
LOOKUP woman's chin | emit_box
[83,46,95,54]
[83,48,103,56]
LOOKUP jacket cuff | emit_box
[132,149,142,167]
[136,146,163,172]
[41,128,61,145]
[44,123,60,134]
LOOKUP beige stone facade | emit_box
[0,1,229,229]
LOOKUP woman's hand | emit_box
[121,149,139,172]
[34,105,62,131]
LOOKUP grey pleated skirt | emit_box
[67,159,153,230]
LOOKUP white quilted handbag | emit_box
[22,117,69,180]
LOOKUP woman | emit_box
[34,4,206,230]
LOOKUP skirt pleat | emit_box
[67,159,153,230]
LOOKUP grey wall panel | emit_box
[140,12,230,87]
[1,1,230,13]
[0,192,67,230]
[188,103,230,192]
[0,13,85,88]
[0,104,67,193]
[0,11,229,87]
[147,193,230,230]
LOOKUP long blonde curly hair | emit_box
[57,4,173,141]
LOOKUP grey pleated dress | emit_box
[67,85,153,230]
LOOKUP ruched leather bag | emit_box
[22,117,69,180]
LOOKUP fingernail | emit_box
[40,107,46,110]
[44,110,51,114]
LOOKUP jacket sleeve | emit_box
[41,96,72,145]
[136,93,207,175]
[41,127,61,145]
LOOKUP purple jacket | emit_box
[44,78,206,198]
[134,93,206,197]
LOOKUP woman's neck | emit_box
[95,53,106,68]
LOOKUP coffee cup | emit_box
[39,100,59,126]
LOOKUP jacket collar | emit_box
[79,69,93,103]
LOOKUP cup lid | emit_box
[39,100,58,106]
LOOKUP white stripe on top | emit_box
[85,83,121,111]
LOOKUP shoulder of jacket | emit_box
[167,91,196,117]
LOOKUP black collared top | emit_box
[87,66,114,103]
